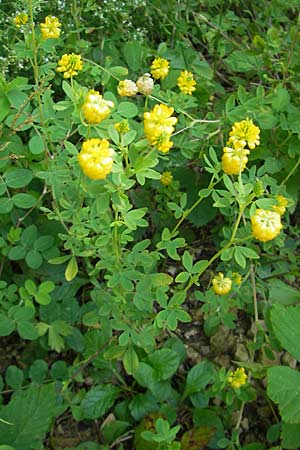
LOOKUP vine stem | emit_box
[279,154,300,187]
[82,58,121,81]
[170,174,221,237]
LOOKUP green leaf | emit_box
[124,208,148,230]
[39,281,55,294]
[267,366,300,423]
[182,251,193,272]
[65,256,78,281]
[225,51,263,73]
[118,102,139,118]
[29,135,44,155]
[34,292,52,306]
[0,314,15,336]
[234,247,246,268]
[81,385,120,419]
[148,349,180,380]
[123,41,145,71]
[271,304,300,360]
[25,249,43,269]
[0,383,56,450]
[184,361,215,397]
[20,225,38,248]
[29,360,48,383]
[268,279,300,306]
[123,346,139,375]
[17,321,39,340]
[0,197,13,214]
[12,193,36,209]
[0,92,10,121]
[175,272,190,283]
[8,246,26,261]
[25,279,37,295]
[5,365,23,389]
[282,423,300,449]
[5,169,33,189]
[109,66,129,77]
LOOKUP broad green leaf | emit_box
[123,41,145,71]
[5,169,32,189]
[184,361,215,397]
[5,366,23,389]
[270,304,300,360]
[25,249,43,269]
[225,51,263,73]
[17,321,39,340]
[20,225,38,248]
[29,360,48,383]
[282,423,300,449]
[0,314,15,336]
[8,246,26,261]
[268,279,300,305]
[0,383,56,450]
[129,391,159,421]
[148,349,180,380]
[81,385,119,419]
[0,197,13,214]
[12,194,36,209]
[118,102,139,118]
[28,135,44,155]
[267,366,300,423]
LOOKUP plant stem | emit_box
[82,58,121,81]
[170,174,221,237]
[280,155,300,186]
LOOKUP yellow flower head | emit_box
[212,272,232,295]
[56,53,83,78]
[229,118,260,150]
[144,103,177,149]
[160,171,173,186]
[232,272,242,285]
[154,133,174,153]
[150,57,170,80]
[136,73,154,96]
[177,70,196,95]
[114,120,130,134]
[251,209,283,242]
[272,195,288,216]
[81,90,114,125]
[40,15,61,39]
[117,80,138,97]
[227,368,248,389]
[13,13,28,27]
[78,138,114,180]
[222,142,250,175]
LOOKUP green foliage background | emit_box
[0,0,300,449]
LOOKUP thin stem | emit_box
[279,155,300,187]
[82,58,121,81]
[113,210,121,264]
[250,264,259,325]
[171,174,221,236]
